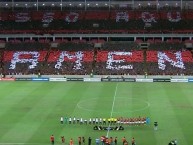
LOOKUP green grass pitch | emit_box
[0,82,193,145]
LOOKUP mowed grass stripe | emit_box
[86,83,121,140]
[69,83,115,141]
[106,83,133,141]
[26,82,80,144]
[0,82,46,141]
[26,82,103,143]
[179,84,193,144]
[0,82,43,112]
[146,83,187,145]
[0,82,17,99]
[57,82,95,141]
[130,83,155,145]
[0,82,51,142]
[0,82,74,143]
[88,82,119,117]
[69,82,111,117]
[108,83,137,116]
[145,83,170,145]
[0,82,193,145]
[164,83,192,144]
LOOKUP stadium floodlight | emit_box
[87,3,89,6]
[96,3,98,6]
[79,3,82,6]
[60,0,63,11]
[42,3,45,6]
[69,3,72,6]
[5,3,8,6]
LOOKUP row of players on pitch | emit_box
[60,116,150,125]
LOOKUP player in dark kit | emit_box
[114,137,117,145]
[82,137,85,145]
[88,137,92,145]
[61,136,65,144]
[168,139,177,145]
[154,122,158,130]
[78,137,82,145]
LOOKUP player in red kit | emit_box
[50,135,55,145]
[131,137,135,145]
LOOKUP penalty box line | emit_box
[106,83,118,137]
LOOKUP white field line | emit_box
[106,83,118,137]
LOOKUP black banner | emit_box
[101,78,135,82]
[15,78,32,81]
[93,126,124,131]
[153,78,171,82]
[101,78,110,82]
[67,78,84,81]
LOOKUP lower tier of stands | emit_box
[1,49,193,75]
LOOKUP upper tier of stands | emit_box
[1,10,193,34]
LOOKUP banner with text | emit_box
[171,78,188,82]
[49,78,67,82]
[84,78,101,82]
[136,78,153,82]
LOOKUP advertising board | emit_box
[67,78,84,81]
[49,78,67,82]
[84,78,101,82]
[15,78,32,81]
[188,78,193,82]
[136,79,153,82]
[171,79,188,82]
[153,78,171,82]
[101,78,135,82]
[0,78,15,81]
[32,78,49,81]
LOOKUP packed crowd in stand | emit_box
[1,10,193,34]
[0,41,193,76]
[146,42,193,75]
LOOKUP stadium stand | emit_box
[1,10,193,34]
[1,2,193,76]
[1,41,192,75]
